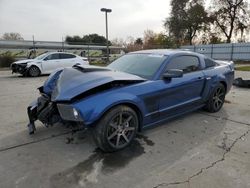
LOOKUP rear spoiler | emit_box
[215,60,234,71]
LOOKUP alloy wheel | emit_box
[212,87,225,111]
[29,66,40,77]
[107,111,136,149]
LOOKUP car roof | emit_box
[129,49,203,57]
[45,51,77,56]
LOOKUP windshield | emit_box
[35,53,49,60]
[107,53,167,79]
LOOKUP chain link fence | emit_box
[181,43,250,61]
[0,40,125,67]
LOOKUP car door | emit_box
[59,53,78,67]
[42,53,61,73]
[158,55,206,119]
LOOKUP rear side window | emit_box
[45,53,60,60]
[60,53,76,59]
[205,58,216,68]
[166,55,200,73]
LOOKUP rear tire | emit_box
[92,105,138,152]
[28,66,40,77]
[204,83,226,113]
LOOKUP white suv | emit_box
[11,52,89,77]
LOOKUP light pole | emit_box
[100,8,112,63]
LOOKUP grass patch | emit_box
[234,60,250,65]
[89,60,107,67]
[235,66,250,71]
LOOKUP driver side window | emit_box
[166,55,200,74]
[44,53,60,61]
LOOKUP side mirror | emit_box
[163,69,183,79]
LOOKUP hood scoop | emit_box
[73,64,111,72]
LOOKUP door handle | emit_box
[198,77,204,80]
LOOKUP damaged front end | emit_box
[27,65,146,134]
[27,69,84,134]
[27,93,60,134]
[27,90,83,134]
[11,63,29,75]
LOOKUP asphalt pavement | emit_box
[0,70,249,188]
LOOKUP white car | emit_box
[11,52,89,77]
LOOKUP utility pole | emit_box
[62,36,64,51]
[100,8,112,63]
[87,35,90,61]
[32,35,35,49]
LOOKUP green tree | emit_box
[65,35,84,43]
[209,0,250,43]
[154,33,176,48]
[185,1,209,45]
[66,34,111,45]
[165,0,208,45]
[134,38,143,46]
[82,34,107,44]
[143,30,156,49]
[164,0,188,46]
[1,32,23,40]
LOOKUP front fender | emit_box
[73,92,145,125]
[26,62,42,72]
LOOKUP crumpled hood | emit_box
[50,66,146,101]
[13,59,38,64]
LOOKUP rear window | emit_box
[205,58,216,68]
[60,53,76,59]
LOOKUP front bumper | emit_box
[27,95,84,134]
[27,100,38,134]
[11,63,28,74]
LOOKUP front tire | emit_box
[92,105,138,152]
[204,83,226,113]
[28,66,41,77]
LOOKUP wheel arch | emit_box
[90,101,144,132]
[27,64,42,74]
[116,102,143,132]
[28,61,42,70]
[219,80,227,91]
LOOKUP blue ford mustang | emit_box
[27,49,234,152]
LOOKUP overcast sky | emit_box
[0,0,173,41]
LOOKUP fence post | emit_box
[87,43,90,61]
[231,43,234,61]
[211,44,214,59]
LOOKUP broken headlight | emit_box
[57,103,83,122]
